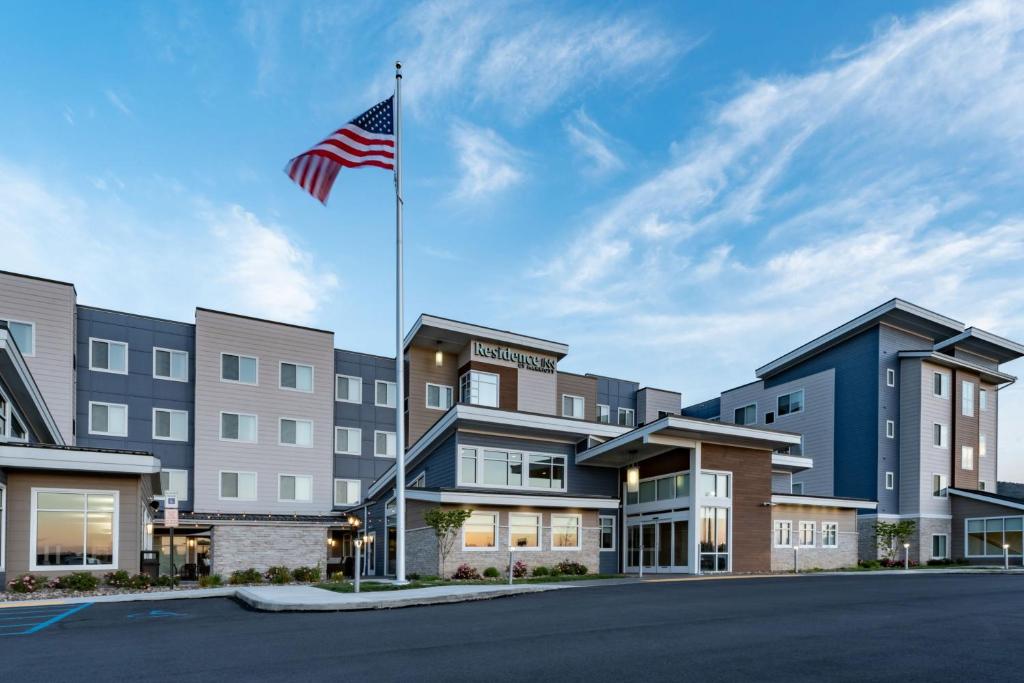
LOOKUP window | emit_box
[334,427,361,455]
[426,383,453,410]
[89,338,128,374]
[886,368,896,387]
[933,372,950,398]
[1,319,34,356]
[509,513,541,550]
[933,423,949,448]
[962,381,975,417]
[961,446,974,471]
[885,471,895,490]
[932,534,948,559]
[774,520,792,547]
[885,420,895,439]
[280,362,313,392]
[459,371,498,407]
[932,474,948,498]
[617,407,635,427]
[335,375,362,403]
[562,394,584,419]
[597,404,610,424]
[551,514,581,549]
[734,404,756,426]
[777,390,804,417]
[152,408,188,441]
[221,353,258,384]
[220,412,257,442]
[152,348,188,382]
[463,511,497,549]
[278,474,313,502]
[279,418,313,447]
[374,430,397,458]
[410,472,426,488]
[32,489,118,570]
[89,401,128,437]
[220,471,257,500]
[701,472,730,498]
[458,447,566,491]
[334,479,361,506]
[792,482,804,494]
[375,380,397,408]
[799,521,816,547]
[599,516,616,551]
[0,388,28,441]
[966,517,1023,557]
[980,389,988,412]
[979,481,987,491]
[822,522,838,548]
[765,411,775,424]
[980,434,987,458]
[158,470,188,500]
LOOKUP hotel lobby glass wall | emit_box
[625,518,688,573]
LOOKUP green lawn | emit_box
[317,574,624,593]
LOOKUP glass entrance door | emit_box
[627,518,688,573]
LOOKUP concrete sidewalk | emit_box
[235,583,567,612]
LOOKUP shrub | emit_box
[130,573,153,590]
[265,566,292,584]
[229,568,263,585]
[858,559,881,570]
[105,570,133,588]
[292,566,322,583]
[327,571,347,583]
[407,572,421,581]
[880,558,918,568]
[7,574,39,594]
[512,560,528,578]
[49,572,101,591]
[549,567,563,577]
[483,567,501,578]
[554,560,588,576]
[452,564,480,580]
[155,575,180,587]
[531,565,550,577]
[198,574,223,588]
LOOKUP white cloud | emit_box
[564,109,623,177]
[104,90,133,117]
[238,1,285,94]
[450,121,524,200]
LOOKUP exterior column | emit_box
[689,442,702,575]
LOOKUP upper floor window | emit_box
[152,408,188,442]
[961,446,974,471]
[159,469,189,501]
[221,353,258,385]
[280,362,313,393]
[626,471,689,505]
[980,389,988,412]
[933,371,950,399]
[220,412,257,443]
[459,371,498,408]
[933,423,949,448]
[961,381,975,417]
[374,430,397,458]
[375,380,397,408]
[153,348,188,382]
[885,471,895,490]
[220,471,257,500]
[426,383,454,411]
[562,394,584,419]
[701,472,730,498]
[932,473,948,498]
[334,426,361,455]
[886,368,896,387]
[279,418,313,447]
[1,318,35,356]
[89,401,127,437]
[597,404,610,424]
[885,419,895,439]
[617,407,635,427]
[980,434,987,457]
[734,404,756,425]
[459,447,566,491]
[89,338,128,374]
[777,390,804,417]
[0,389,28,441]
[278,474,313,502]
[335,375,362,403]
[334,478,361,506]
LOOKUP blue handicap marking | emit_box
[0,602,93,636]
[127,609,185,620]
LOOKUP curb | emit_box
[234,585,565,612]
[0,587,237,609]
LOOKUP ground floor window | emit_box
[551,514,581,549]
[463,511,498,549]
[599,516,616,551]
[822,522,838,548]
[509,513,541,550]
[32,489,118,569]
[799,521,816,547]
[699,507,729,571]
[774,520,792,547]
[932,534,948,559]
[966,517,1023,556]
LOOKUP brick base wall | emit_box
[857,516,951,564]
[212,524,328,575]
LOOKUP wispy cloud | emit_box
[564,108,624,177]
[62,106,75,126]
[238,1,285,95]
[104,89,133,117]
[451,121,525,200]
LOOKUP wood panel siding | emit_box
[702,443,773,573]
[406,345,459,445]
[952,370,980,490]
[556,372,598,421]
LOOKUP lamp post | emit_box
[353,539,363,593]
[508,545,515,586]
[347,515,361,578]
[1003,543,1010,570]
[903,543,910,570]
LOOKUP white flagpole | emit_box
[393,60,407,583]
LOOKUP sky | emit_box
[2,0,1024,480]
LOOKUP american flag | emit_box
[285,96,395,204]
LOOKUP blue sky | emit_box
[3,0,1024,478]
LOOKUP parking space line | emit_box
[0,602,93,636]
[25,602,93,634]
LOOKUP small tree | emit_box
[423,507,473,578]
[873,520,917,562]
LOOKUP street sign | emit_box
[164,495,179,509]
[165,508,179,528]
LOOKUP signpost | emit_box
[165,495,179,589]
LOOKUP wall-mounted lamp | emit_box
[626,465,640,493]
[145,523,154,535]
[435,341,444,367]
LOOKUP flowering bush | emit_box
[512,560,528,578]
[265,566,292,584]
[553,560,588,576]
[8,574,39,593]
[155,575,180,587]
[105,570,133,588]
[53,572,100,591]
[291,566,322,583]
[452,564,480,580]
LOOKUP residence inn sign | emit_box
[472,341,556,373]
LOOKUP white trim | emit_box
[374,430,397,458]
[219,352,259,386]
[508,512,542,551]
[334,478,361,507]
[277,473,314,503]
[0,482,6,570]
[822,521,839,548]
[885,471,895,490]
[461,510,499,551]
[335,374,363,403]
[375,380,397,408]
[88,401,128,437]
[30,487,120,572]
[886,368,896,387]
[596,404,610,424]
[405,488,620,510]
[460,370,500,408]
[961,445,975,471]
[0,318,36,357]
[458,446,569,493]
[948,488,1024,511]
[774,519,793,548]
[0,331,63,444]
[278,360,315,393]
[156,468,189,501]
[885,419,895,439]
[550,513,582,551]
[772,453,814,471]
[776,388,805,419]
[599,514,616,552]
[561,394,585,420]
[334,426,362,455]
[770,494,878,510]
[218,470,258,501]
[151,407,189,442]
[219,411,258,443]
[278,417,314,448]
[0,444,160,474]
[425,382,454,411]
[404,314,569,358]
[152,347,189,383]
[733,402,757,426]
[798,520,817,547]
[931,533,949,559]
[88,337,129,375]
[617,407,635,427]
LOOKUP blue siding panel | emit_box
[682,397,721,420]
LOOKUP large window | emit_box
[799,521,816,547]
[153,348,188,382]
[597,404,610,424]
[551,514,581,549]
[152,408,188,441]
[700,507,729,571]
[734,404,756,426]
[961,381,975,417]
[777,390,804,417]
[701,472,730,498]
[220,471,257,500]
[279,418,313,447]
[961,446,975,471]
[159,469,188,500]
[617,408,635,427]
[933,423,948,448]
[509,513,541,549]
[463,511,498,549]
[774,520,792,547]
[32,489,117,570]
[280,362,314,393]
[278,474,313,502]
[375,431,397,458]
[334,427,361,455]
[822,522,838,548]
[1,318,34,356]
[599,516,616,551]
[426,383,454,410]
[89,338,128,374]
[375,380,397,408]
[221,353,258,385]
[966,517,1023,557]
[220,412,257,442]
[459,371,498,408]
[933,372,950,398]
[89,401,128,437]
[562,394,584,419]
[334,479,361,506]
[625,472,689,505]
[932,534,948,559]
[335,375,362,403]
[459,447,566,491]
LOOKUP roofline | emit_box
[78,304,194,328]
[756,299,964,379]
[898,351,1017,384]
[403,313,569,358]
[771,494,878,510]
[195,307,333,335]
[771,453,814,471]
[0,331,64,445]
[0,444,160,475]
[948,487,1024,511]
[0,269,76,291]
[932,327,1024,359]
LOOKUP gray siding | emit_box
[952,348,998,370]
[593,375,638,422]
[637,388,681,425]
[979,382,998,492]
[909,360,953,517]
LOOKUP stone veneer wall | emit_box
[770,505,859,571]
[212,524,328,575]
[857,516,951,564]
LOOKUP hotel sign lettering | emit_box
[473,342,556,373]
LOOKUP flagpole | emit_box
[393,60,408,584]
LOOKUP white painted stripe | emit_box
[342,123,394,144]
[324,130,395,153]
[311,144,394,166]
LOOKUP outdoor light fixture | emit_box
[188,538,195,548]
[435,341,443,367]
[626,465,640,493]
[145,523,153,535]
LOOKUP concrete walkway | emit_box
[235,583,567,612]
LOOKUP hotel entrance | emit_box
[625,516,688,573]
